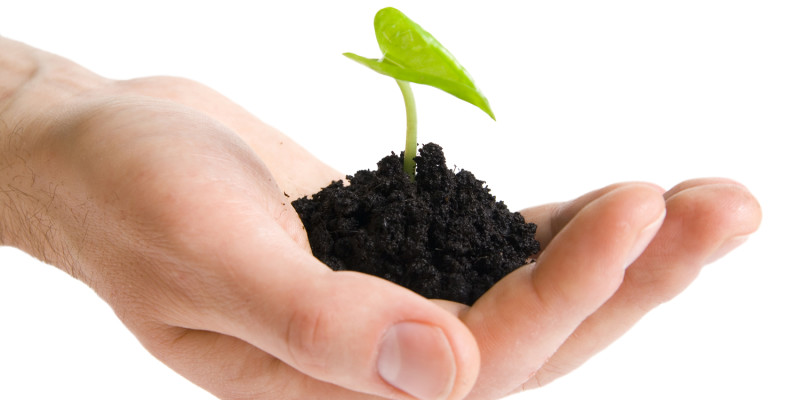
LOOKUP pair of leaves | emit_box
[344,7,495,120]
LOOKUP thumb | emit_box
[210,224,480,400]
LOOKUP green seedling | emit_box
[344,7,495,180]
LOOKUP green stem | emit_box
[396,79,417,181]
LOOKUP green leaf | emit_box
[344,7,495,120]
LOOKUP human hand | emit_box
[1,38,761,400]
[1,38,478,400]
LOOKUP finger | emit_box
[526,178,762,388]
[518,182,665,249]
[459,184,666,399]
[162,218,481,400]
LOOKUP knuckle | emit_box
[626,260,702,307]
[530,360,576,389]
[285,303,335,374]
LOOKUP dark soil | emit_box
[292,143,540,305]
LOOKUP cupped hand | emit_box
[3,39,761,400]
[11,68,478,399]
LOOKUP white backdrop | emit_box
[2,1,798,399]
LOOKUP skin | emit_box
[0,37,762,400]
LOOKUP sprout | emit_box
[344,7,495,180]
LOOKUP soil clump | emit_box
[292,143,540,305]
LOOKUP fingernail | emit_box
[625,210,666,267]
[705,235,750,264]
[378,322,456,400]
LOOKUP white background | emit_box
[2,1,798,399]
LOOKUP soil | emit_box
[292,143,540,305]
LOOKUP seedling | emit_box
[295,7,539,305]
[344,7,495,180]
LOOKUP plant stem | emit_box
[396,79,417,181]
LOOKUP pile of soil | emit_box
[292,143,539,305]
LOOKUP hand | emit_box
[1,38,761,400]
[1,38,478,400]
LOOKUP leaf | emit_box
[344,7,495,120]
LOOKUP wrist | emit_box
[0,103,52,256]
[0,39,37,248]
[0,125,42,252]
[0,38,100,269]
